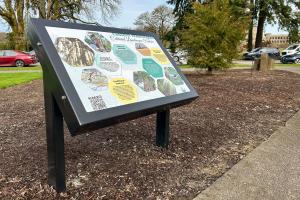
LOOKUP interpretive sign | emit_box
[28,18,198,192]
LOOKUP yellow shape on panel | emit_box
[109,78,138,104]
[150,48,169,64]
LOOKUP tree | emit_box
[29,0,120,23]
[0,0,120,50]
[180,0,248,73]
[169,0,300,49]
[134,5,175,45]
[287,12,300,43]
[251,0,300,48]
[0,0,29,49]
[168,0,248,52]
[167,0,247,26]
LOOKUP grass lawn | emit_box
[179,64,252,68]
[0,72,42,89]
[0,66,42,71]
[275,63,300,67]
[179,63,300,69]
[179,64,193,68]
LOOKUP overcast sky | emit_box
[0,0,287,34]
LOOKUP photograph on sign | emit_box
[46,27,190,112]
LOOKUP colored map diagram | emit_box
[46,26,190,112]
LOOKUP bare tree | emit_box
[134,5,176,44]
[0,0,121,50]
[30,0,120,24]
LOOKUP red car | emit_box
[0,50,37,67]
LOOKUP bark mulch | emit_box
[1,70,300,199]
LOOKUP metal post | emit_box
[44,76,66,192]
[156,110,170,148]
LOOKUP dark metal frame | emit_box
[27,18,198,192]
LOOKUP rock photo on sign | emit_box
[55,37,94,67]
[85,32,112,52]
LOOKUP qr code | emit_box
[88,95,106,111]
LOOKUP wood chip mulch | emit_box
[1,70,300,199]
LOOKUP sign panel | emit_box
[45,27,190,112]
[28,19,198,134]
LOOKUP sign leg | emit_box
[44,89,66,192]
[156,110,170,148]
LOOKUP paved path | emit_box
[194,68,300,200]
[275,67,300,74]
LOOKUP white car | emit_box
[167,49,188,65]
[282,44,300,56]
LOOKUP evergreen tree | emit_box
[180,0,248,72]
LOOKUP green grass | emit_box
[275,63,300,67]
[179,63,300,69]
[0,72,42,89]
[0,66,42,71]
[179,64,252,68]
[179,64,193,68]
[232,63,252,68]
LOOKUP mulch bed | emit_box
[1,70,300,199]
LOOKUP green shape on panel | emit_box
[164,67,184,85]
[95,53,101,66]
[142,58,163,78]
[113,44,137,64]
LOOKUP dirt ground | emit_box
[1,70,300,200]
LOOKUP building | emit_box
[264,33,289,48]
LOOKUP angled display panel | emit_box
[28,19,198,134]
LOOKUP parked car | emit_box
[281,44,300,56]
[0,50,37,67]
[167,49,188,65]
[243,47,281,60]
[281,52,300,64]
[27,50,39,62]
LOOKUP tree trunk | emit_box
[247,0,255,51]
[255,11,266,48]
[247,19,253,51]
[207,66,213,75]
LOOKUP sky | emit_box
[0,0,288,34]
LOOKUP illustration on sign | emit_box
[46,27,190,112]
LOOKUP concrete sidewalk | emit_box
[194,111,300,200]
[194,95,300,199]
[276,67,300,75]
